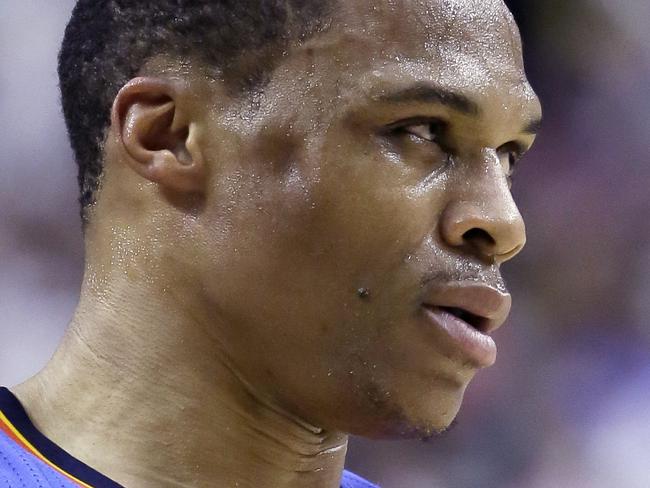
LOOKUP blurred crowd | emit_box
[1,1,648,487]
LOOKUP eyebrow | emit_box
[374,83,481,116]
[522,117,543,135]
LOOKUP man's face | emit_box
[192,0,541,438]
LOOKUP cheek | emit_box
[305,133,448,277]
[194,130,456,427]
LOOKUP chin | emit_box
[346,376,468,440]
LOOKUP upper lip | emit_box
[422,283,512,334]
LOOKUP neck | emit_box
[14,273,348,488]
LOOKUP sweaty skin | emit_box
[15,0,541,487]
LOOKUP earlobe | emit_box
[111,77,205,194]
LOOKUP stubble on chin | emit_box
[358,379,457,441]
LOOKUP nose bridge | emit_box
[439,152,526,263]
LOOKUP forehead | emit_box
[219,0,540,132]
[285,0,535,109]
[337,0,523,78]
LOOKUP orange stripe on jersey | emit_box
[0,416,30,450]
[0,410,93,488]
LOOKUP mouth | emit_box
[437,306,488,333]
[421,284,512,368]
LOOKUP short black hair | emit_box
[59,0,332,220]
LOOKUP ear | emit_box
[111,77,205,194]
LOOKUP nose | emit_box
[439,163,527,265]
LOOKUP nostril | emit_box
[462,228,495,247]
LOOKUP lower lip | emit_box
[422,306,497,367]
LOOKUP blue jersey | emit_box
[0,388,377,487]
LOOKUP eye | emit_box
[383,119,450,174]
[498,142,525,185]
[397,119,446,143]
[506,151,519,176]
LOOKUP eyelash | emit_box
[501,144,524,180]
[391,119,446,142]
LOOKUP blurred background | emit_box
[1,1,648,487]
